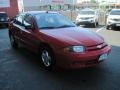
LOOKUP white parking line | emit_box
[96,26,106,32]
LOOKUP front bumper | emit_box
[76,20,95,25]
[55,45,111,69]
[107,23,120,28]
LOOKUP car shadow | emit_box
[111,27,120,31]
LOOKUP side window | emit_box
[23,15,34,29]
[14,14,25,26]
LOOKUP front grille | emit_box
[86,42,107,51]
[80,18,90,20]
[113,19,120,21]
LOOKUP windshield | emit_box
[110,10,120,15]
[79,10,95,15]
[35,13,76,29]
[0,13,7,18]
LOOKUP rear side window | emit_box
[23,15,33,27]
[14,14,25,26]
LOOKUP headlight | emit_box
[64,46,85,53]
[107,18,115,24]
[107,18,114,21]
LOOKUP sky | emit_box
[95,0,120,3]
[78,0,120,3]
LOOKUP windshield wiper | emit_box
[57,25,75,28]
[40,25,75,29]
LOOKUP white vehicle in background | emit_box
[106,9,120,30]
[76,8,99,28]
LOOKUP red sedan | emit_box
[8,11,111,70]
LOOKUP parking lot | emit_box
[0,26,120,90]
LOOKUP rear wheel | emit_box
[40,47,55,70]
[9,34,18,48]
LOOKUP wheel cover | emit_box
[41,50,51,67]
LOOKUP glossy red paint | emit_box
[39,27,111,69]
[9,11,111,69]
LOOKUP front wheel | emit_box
[92,22,97,28]
[106,25,111,30]
[40,47,55,70]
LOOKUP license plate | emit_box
[99,53,108,61]
[116,24,120,26]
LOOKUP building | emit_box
[0,0,19,19]
[22,0,77,11]
[99,1,120,11]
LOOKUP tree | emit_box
[90,0,96,3]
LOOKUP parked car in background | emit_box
[76,8,99,27]
[0,12,9,27]
[106,9,120,30]
[8,11,111,70]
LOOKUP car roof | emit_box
[23,11,58,15]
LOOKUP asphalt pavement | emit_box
[0,27,120,90]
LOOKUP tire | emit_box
[97,22,99,26]
[9,33,18,48]
[40,47,55,70]
[92,22,97,28]
[106,25,111,30]
[76,22,80,26]
[106,26,109,30]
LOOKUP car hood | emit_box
[108,15,120,19]
[40,27,104,47]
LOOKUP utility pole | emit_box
[115,0,117,8]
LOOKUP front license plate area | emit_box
[99,53,108,61]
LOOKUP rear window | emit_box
[0,13,7,17]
